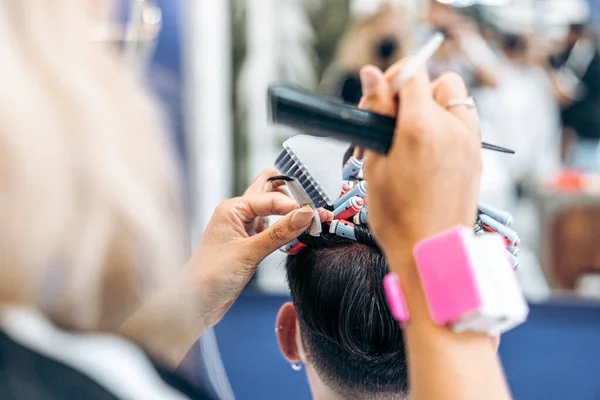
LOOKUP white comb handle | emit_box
[285,179,322,236]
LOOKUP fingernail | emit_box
[360,67,378,97]
[291,205,315,229]
[317,208,334,222]
[353,147,365,160]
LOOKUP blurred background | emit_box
[140,0,600,398]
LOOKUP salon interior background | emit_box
[149,0,600,399]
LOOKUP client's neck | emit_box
[307,364,409,400]
[306,363,344,400]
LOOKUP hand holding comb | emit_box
[267,84,514,155]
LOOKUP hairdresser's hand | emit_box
[120,170,331,368]
[186,169,331,329]
[359,64,481,257]
[359,63,512,400]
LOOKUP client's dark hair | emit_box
[286,229,408,398]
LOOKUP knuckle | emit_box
[403,114,427,134]
[402,116,434,147]
[215,199,231,213]
[267,224,288,244]
[255,169,271,182]
[450,122,481,161]
[436,72,468,93]
[261,167,278,177]
[217,197,241,214]
[267,195,279,215]
[451,126,473,150]
[453,121,470,138]
[438,71,464,85]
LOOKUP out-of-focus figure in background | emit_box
[424,1,499,90]
[478,34,562,191]
[320,3,408,105]
[550,23,600,173]
[420,1,515,216]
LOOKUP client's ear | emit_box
[276,302,301,363]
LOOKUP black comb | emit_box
[268,84,515,155]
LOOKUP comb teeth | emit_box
[274,148,328,208]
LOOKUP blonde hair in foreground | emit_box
[0,0,185,331]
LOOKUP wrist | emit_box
[385,227,528,335]
[181,261,216,330]
[119,273,208,368]
[377,220,474,256]
[384,246,433,324]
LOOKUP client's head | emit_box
[276,229,409,400]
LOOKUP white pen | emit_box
[392,32,445,89]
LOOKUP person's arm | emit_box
[549,70,577,107]
[358,63,512,400]
[118,268,209,368]
[457,30,500,88]
[472,65,499,88]
[121,170,331,368]
[388,248,511,400]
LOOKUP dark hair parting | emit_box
[354,225,377,246]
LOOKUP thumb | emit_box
[397,66,433,126]
[358,65,396,174]
[245,205,314,261]
[383,58,433,131]
[358,65,396,116]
